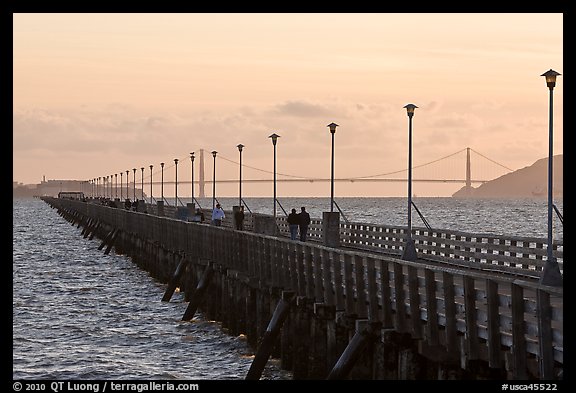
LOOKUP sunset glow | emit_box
[13,13,563,197]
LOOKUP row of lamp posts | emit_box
[86,70,561,287]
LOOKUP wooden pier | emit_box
[42,197,563,380]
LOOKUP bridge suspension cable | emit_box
[349,148,469,180]
[135,147,514,185]
[469,148,514,172]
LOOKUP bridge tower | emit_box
[199,149,206,198]
[466,147,471,188]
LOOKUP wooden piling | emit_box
[292,296,312,379]
[326,320,381,380]
[161,256,189,302]
[97,228,115,251]
[181,262,214,321]
[245,290,295,380]
[104,228,120,255]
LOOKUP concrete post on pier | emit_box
[157,201,165,217]
[187,202,195,217]
[175,206,189,221]
[253,214,279,236]
[136,199,146,212]
[322,212,340,248]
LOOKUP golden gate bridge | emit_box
[184,147,513,197]
[85,147,515,199]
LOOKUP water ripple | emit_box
[13,198,290,380]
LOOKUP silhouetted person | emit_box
[124,199,131,210]
[287,208,300,240]
[234,206,245,230]
[191,208,204,223]
[298,206,311,242]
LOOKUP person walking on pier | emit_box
[298,206,311,242]
[287,208,300,240]
[234,205,245,230]
[211,203,225,226]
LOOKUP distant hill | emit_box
[452,155,563,198]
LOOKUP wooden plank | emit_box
[366,256,380,322]
[304,245,315,299]
[288,242,298,293]
[463,276,479,360]
[379,260,393,328]
[256,236,264,282]
[354,254,368,319]
[424,269,439,346]
[511,283,528,379]
[247,233,255,278]
[393,262,406,332]
[269,239,278,287]
[278,240,288,288]
[442,272,458,353]
[485,278,502,368]
[313,247,324,302]
[343,254,355,315]
[322,249,335,306]
[407,265,422,339]
[295,242,306,296]
[536,289,554,379]
[332,250,345,311]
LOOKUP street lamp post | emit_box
[211,151,218,210]
[126,170,129,200]
[115,173,118,199]
[110,175,113,198]
[132,168,136,201]
[190,152,195,205]
[174,159,179,207]
[160,162,165,203]
[402,104,418,261]
[237,144,244,207]
[269,133,280,219]
[149,165,153,204]
[120,172,123,199]
[327,123,339,212]
[141,167,144,200]
[540,69,562,286]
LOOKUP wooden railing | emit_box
[275,214,563,278]
[143,201,563,278]
[105,198,565,280]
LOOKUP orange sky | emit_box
[13,13,563,197]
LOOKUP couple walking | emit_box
[287,206,311,241]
